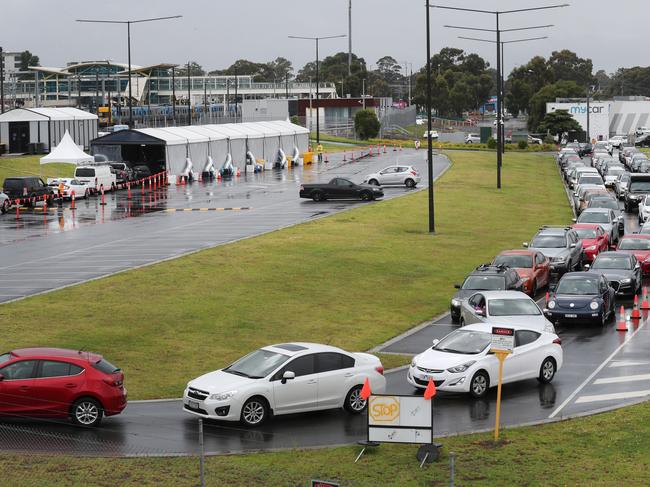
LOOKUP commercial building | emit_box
[1,50,21,82]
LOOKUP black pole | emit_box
[316,38,320,144]
[0,46,5,114]
[107,68,111,125]
[226,78,230,119]
[77,74,81,109]
[187,62,191,126]
[285,73,289,99]
[426,1,435,233]
[235,70,238,123]
[496,13,502,189]
[172,67,176,125]
[95,72,100,114]
[501,41,505,155]
[127,21,133,128]
[586,86,590,143]
[203,75,207,123]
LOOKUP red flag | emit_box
[360,377,372,400]
[424,378,437,400]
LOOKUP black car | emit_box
[110,163,135,184]
[587,251,641,296]
[131,165,152,181]
[299,178,383,202]
[2,176,54,204]
[578,143,593,157]
[624,174,650,212]
[450,264,524,323]
[545,272,615,326]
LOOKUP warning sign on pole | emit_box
[490,326,513,441]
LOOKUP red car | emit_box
[617,234,650,275]
[492,249,550,296]
[572,223,609,263]
[0,348,126,426]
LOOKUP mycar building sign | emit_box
[546,102,611,141]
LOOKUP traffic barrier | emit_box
[545,292,549,305]
[642,287,650,310]
[383,144,387,154]
[631,295,641,320]
[369,146,373,157]
[236,168,241,177]
[71,191,76,210]
[351,151,355,161]
[343,151,347,162]
[399,144,403,151]
[616,306,628,332]
[217,172,222,181]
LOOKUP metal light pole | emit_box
[0,46,5,113]
[586,85,591,143]
[289,34,346,145]
[172,66,176,125]
[234,69,238,122]
[187,62,191,126]
[432,3,568,189]
[425,1,435,233]
[76,15,182,128]
[348,0,352,76]
[362,78,366,109]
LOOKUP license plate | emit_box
[188,400,199,409]
[565,314,578,318]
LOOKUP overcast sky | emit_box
[3,0,645,76]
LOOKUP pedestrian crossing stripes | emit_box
[575,390,650,404]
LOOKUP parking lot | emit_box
[0,149,448,303]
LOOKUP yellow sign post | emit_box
[492,349,511,441]
[490,326,515,442]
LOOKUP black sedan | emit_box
[586,251,641,296]
[299,178,383,202]
[545,272,615,326]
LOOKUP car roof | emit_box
[572,223,604,230]
[498,249,535,256]
[537,227,568,235]
[467,290,531,300]
[9,347,102,362]
[559,271,597,279]
[461,321,550,334]
[263,342,349,356]
[580,207,610,214]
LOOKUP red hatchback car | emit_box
[492,249,550,296]
[617,234,650,275]
[0,348,126,426]
[572,223,609,263]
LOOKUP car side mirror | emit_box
[432,339,440,347]
[454,284,461,289]
[572,218,577,223]
[281,370,295,384]
[475,308,485,317]
[584,264,590,270]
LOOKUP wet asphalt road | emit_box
[0,149,448,304]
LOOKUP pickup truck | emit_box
[299,177,384,202]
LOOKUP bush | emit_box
[354,109,381,140]
[518,140,529,150]
[543,134,555,145]
[290,115,300,126]
[487,137,497,149]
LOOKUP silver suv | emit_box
[525,226,583,276]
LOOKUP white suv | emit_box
[364,165,421,188]
[465,134,481,144]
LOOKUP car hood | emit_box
[530,247,567,259]
[188,370,256,393]
[415,349,483,370]
[589,268,633,280]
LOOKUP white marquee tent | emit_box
[40,130,94,165]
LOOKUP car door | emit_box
[504,331,543,383]
[0,360,39,414]
[535,252,550,287]
[30,360,85,416]
[598,276,611,315]
[324,179,341,199]
[463,293,486,325]
[271,354,318,414]
[378,167,397,185]
[314,352,356,409]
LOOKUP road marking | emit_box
[548,318,647,419]
[609,360,650,368]
[575,390,650,404]
[164,207,251,212]
[593,373,650,385]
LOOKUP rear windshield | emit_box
[462,275,505,291]
[92,358,120,374]
[493,254,532,268]
[75,168,95,177]
[629,181,650,192]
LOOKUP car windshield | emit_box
[531,235,565,248]
[434,330,491,355]
[579,177,603,185]
[592,255,632,270]
[223,349,290,379]
[608,168,624,175]
[493,254,532,268]
[556,277,599,295]
[589,200,618,210]
[462,275,506,290]
[618,239,650,250]
[0,353,10,365]
[488,299,541,316]
[574,228,598,238]
[578,212,610,224]
[630,181,650,192]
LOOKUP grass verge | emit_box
[0,155,74,185]
[1,399,649,486]
[0,151,571,399]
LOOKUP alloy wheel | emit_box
[75,401,100,425]
[349,387,366,412]
[242,400,265,425]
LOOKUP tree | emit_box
[354,109,380,139]
[176,61,205,76]
[528,80,585,131]
[537,109,582,136]
[296,52,368,97]
[548,50,594,87]
[375,56,403,84]
[259,57,294,82]
[19,50,39,71]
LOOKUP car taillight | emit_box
[410,171,417,176]
[103,377,123,387]
[375,365,384,376]
[553,338,562,346]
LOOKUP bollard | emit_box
[71,191,76,210]
[384,144,387,154]
[127,183,132,200]
[199,418,205,487]
[142,178,145,195]
[343,151,347,162]
[43,195,48,212]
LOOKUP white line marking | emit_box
[593,373,650,385]
[548,319,647,419]
[575,390,650,404]
[609,361,650,368]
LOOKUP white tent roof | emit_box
[136,127,189,146]
[40,130,94,165]
[0,107,98,122]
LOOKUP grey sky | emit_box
[2,0,644,76]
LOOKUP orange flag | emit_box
[424,378,437,400]
[360,377,372,400]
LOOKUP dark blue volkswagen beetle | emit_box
[544,272,616,326]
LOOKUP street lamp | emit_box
[430,3,568,189]
[76,15,182,128]
[288,34,346,145]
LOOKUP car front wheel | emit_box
[240,396,269,427]
[538,358,556,383]
[360,191,373,201]
[344,385,367,414]
[469,371,489,398]
[71,398,103,427]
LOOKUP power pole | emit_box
[348,0,352,76]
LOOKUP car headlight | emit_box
[586,245,597,251]
[590,301,600,310]
[451,299,461,307]
[620,278,631,284]
[411,359,417,368]
[447,361,476,373]
[548,300,556,309]
[551,256,567,263]
[209,390,238,401]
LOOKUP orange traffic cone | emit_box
[236,168,241,177]
[424,378,437,400]
[360,377,372,400]
[642,287,650,310]
[631,295,641,320]
[616,306,628,331]
[217,172,222,180]
[545,292,549,305]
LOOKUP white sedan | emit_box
[363,165,421,188]
[407,322,562,398]
[183,342,386,426]
[47,178,92,199]
[639,195,650,224]
[459,290,555,333]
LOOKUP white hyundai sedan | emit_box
[363,165,421,188]
[407,323,562,398]
[183,342,386,426]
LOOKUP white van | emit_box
[74,165,116,194]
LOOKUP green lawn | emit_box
[0,151,571,399]
[0,155,74,185]
[2,399,649,486]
